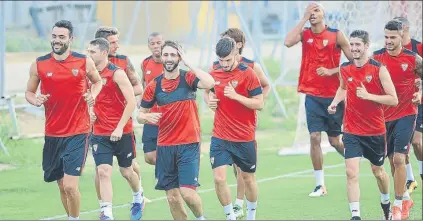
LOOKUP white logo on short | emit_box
[146,70,151,75]
[401,63,408,71]
[250,165,256,170]
[323,39,328,47]
[307,39,314,43]
[76,167,81,171]
[348,77,353,82]
[379,156,384,162]
[194,177,198,182]
[210,157,215,165]
[127,152,132,158]
[47,72,53,77]
[93,144,98,152]
[404,146,408,150]
[420,124,423,128]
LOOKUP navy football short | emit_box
[343,133,386,166]
[305,95,344,137]
[385,115,417,156]
[155,143,200,191]
[415,104,422,133]
[142,124,159,153]
[90,133,136,168]
[42,133,89,182]
[210,137,257,173]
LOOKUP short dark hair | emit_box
[216,37,236,58]
[385,20,403,31]
[350,30,370,44]
[220,28,246,54]
[90,38,110,52]
[53,20,74,37]
[95,26,120,39]
[148,32,163,43]
[393,16,410,28]
[161,40,182,54]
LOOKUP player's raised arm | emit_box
[113,69,136,133]
[85,56,102,105]
[126,57,143,96]
[25,61,49,107]
[178,48,215,89]
[284,2,319,47]
[337,30,353,61]
[362,65,398,106]
[252,63,271,98]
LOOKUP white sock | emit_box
[314,170,324,186]
[196,215,205,220]
[403,191,410,200]
[101,202,113,218]
[139,175,144,193]
[393,199,403,208]
[406,163,415,181]
[381,192,390,204]
[418,160,423,175]
[235,198,244,207]
[246,200,257,220]
[223,203,236,220]
[98,199,103,207]
[349,202,360,217]
[68,216,79,220]
[133,191,143,204]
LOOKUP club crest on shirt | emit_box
[146,70,151,75]
[401,63,408,71]
[307,39,313,43]
[47,72,53,77]
[323,39,328,47]
[102,78,107,85]
[348,77,353,82]
[365,75,372,83]
[231,80,238,88]
[72,69,79,76]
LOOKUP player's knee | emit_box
[240,172,255,185]
[98,166,112,180]
[310,133,321,146]
[63,182,78,196]
[346,167,358,181]
[393,154,406,167]
[180,189,196,204]
[213,174,227,186]
[412,136,422,149]
[119,167,134,180]
[371,166,386,180]
[166,190,182,205]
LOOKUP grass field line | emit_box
[40,162,346,220]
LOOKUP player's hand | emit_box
[224,83,239,100]
[412,92,422,104]
[110,127,123,142]
[415,78,422,90]
[89,109,97,125]
[83,91,95,107]
[34,94,50,107]
[356,83,369,100]
[177,47,191,68]
[208,92,219,111]
[303,3,319,20]
[145,113,162,124]
[316,67,331,76]
[327,103,337,114]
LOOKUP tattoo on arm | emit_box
[415,55,422,78]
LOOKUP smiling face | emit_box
[51,27,72,55]
[384,29,402,51]
[350,37,369,60]
[161,45,180,72]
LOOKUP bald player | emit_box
[393,16,422,194]
[284,2,353,197]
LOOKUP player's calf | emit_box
[240,171,258,220]
[180,187,205,220]
[328,135,345,157]
[63,174,82,219]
